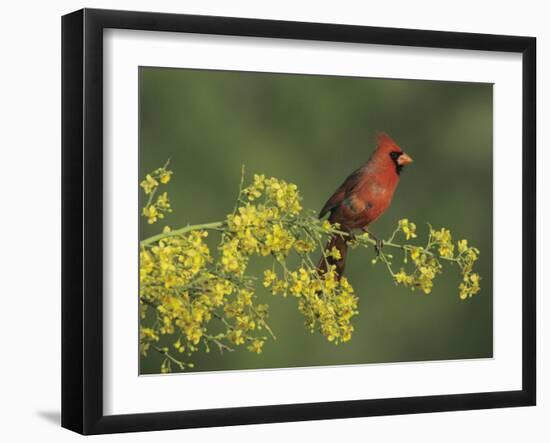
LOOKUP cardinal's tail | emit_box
[317,232,349,279]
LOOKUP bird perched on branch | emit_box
[318,133,413,278]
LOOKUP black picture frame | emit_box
[61,8,536,435]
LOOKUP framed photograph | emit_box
[62,8,536,435]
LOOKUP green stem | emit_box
[381,240,460,263]
[335,230,460,263]
[377,250,397,277]
[232,165,246,215]
[153,346,186,370]
[144,187,158,209]
[140,221,224,247]
[203,334,234,353]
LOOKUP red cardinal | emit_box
[318,133,413,278]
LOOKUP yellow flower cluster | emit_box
[140,174,159,194]
[139,221,272,372]
[398,218,417,240]
[264,266,358,343]
[220,237,247,274]
[457,239,481,299]
[459,272,481,300]
[140,164,173,224]
[394,249,442,294]
[141,229,211,289]
[142,192,172,224]
[223,289,269,350]
[225,175,313,262]
[139,327,159,357]
[221,174,358,343]
[226,204,297,259]
[140,230,212,349]
[140,166,172,194]
[388,220,481,299]
[243,174,302,215]
[431,227,454,258]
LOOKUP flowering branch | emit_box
[141,222,224,247]
[139,163,482,373]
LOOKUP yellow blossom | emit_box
[431,227,454,258]
[228,329,245,345]
[329,246,342,260]
[263,270,277,287]
[140,174,158,194]
[399,218,417,240]
[142,205,159,224]
[294,239,315,254]
[247,339,264,354]
[158,169,172,184]
[220,238,247,274]
[321,220,332,232]
[394,269,409,284]
[410,247,421,262]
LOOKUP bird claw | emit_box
[363,228,383,256]
[375,239,384,256]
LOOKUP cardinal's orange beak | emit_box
[398,153,413,165]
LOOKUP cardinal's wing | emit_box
[318,167,363,218]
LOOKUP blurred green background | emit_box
[139,67,493,374]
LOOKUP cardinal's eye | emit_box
[390,151,401,161]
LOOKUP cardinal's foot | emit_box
[362,227,384,256]
[375,239,384,256]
